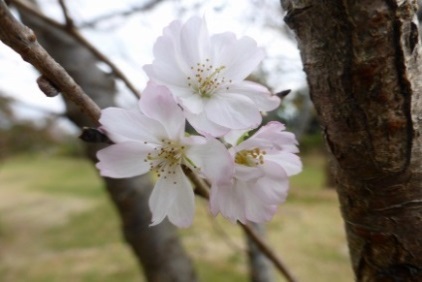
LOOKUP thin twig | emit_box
[240,223,297,282]
[10,0,141,98]
[182,165,297,282]
[79,0,165,29]
[0,0,101,123]
[57,0,74,28]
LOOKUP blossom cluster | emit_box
[96,17,302,227]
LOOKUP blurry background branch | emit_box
[0,0,101,123]
[9,0,141,98]
[79,0,165,29]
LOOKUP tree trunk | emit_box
[281,0,422,281]
[246,222,274,282]
[17,5,197,282]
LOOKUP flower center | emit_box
[187,59,231,98]
[235,148,266,167]
[144,139,186,180]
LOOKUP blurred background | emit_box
[0,0,352,281]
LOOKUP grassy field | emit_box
[0,153,353,281]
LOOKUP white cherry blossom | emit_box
[96,81,233,227]
[210,121,302,223]
[144,16,280,137]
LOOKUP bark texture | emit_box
[17,5,197,282]
[281,0,422,281]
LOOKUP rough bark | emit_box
[17,5,197,282]
[281,0,422,281]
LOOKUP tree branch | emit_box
[57,0,74,28]
[79,0,165,29]
[9,0,141,98]
[0,0,101,123]
[0,1,297,280]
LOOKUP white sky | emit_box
[0,0,306,126]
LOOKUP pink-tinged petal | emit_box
[234,164,263,182]
[253,161,290,204]
[255,176,289,205]
[237,122,299,153]
[228,81,280,111]
[180,17,210,67]
[206,93,261,130]
[210,180,279,224]
[210,181,247,223]
[265,154,302,177]
[242,182,278,223]
[252,121,299,152]
[184,110,230,137]
[96,142,153,178]
[99,108,163,144]
[244,199,278,223]
[185,137,234,184]
[139,81,185,140]
[149,165,195,227]
[213,35,264,81]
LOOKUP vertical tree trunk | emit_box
[17,6,197,282]
[246,222,274,282]
[281,0,422,281]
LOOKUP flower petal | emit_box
[243,185,278,223]
[180,16,210,67]
[185,137,234,184]
[184,110,230,137]
[99,108,163,144]
[206,93,261,130]
[228,81,280,111]
[139,81,185,140]
[223,129,249,147]
[178,94,205,114]
[253,161,290,204]
[149,165,195,228]
[247,121,299,153]
[234,164,264,181]
[210,179,278,224]
[265,153,302,176]
[96,142,153,178]
[210,181,247,223]
[211,35,264,81]
[209,32,236,63]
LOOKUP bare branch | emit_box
[57,0,74,28]
[9,0,141,98]
[79,0,165,29]
[0,0,101,123]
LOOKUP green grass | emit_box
[0,153,353,281]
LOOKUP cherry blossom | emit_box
[144,16,280,137]
[210,121,302,223]
[96,81,233,227]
